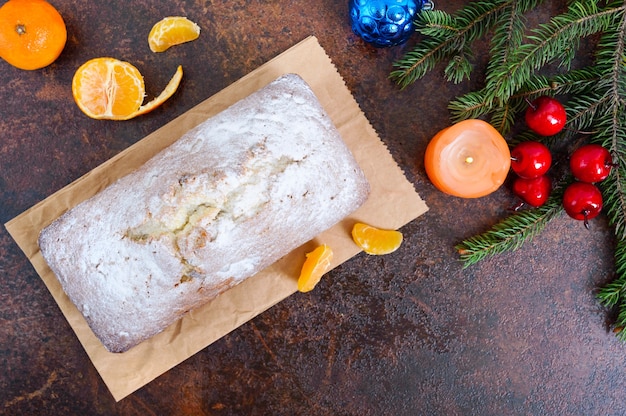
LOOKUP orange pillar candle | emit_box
[424,119,511,198]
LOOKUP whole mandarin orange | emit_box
[0,0,67,70]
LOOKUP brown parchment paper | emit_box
[5,36,428,401]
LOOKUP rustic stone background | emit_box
[0,1,621,414]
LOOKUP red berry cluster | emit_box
[510,96,613,228]
[564,144,611,227]
[511,141,552,207]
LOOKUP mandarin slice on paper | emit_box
[351,222,403,255]
[72,57,182,120]
[0,0,67,70]
[148,16,200,53]
[297,245,334,293]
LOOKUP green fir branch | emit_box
[390,37,458,89]
[391,0,626,337]
[489,1,616,101]
[484,0,541,96]
[447,89,492,121]
[598,240,626,307]
[488,97,522,134]
[602,170,626,241]
[453,0,511,41]
[447,68,605,135]
[615,302,626,341]
[456,197,564,268]
[591,16,626,244]
[390,1,512,88]
[416,9,460,39]
[565,91,612,134]
[444,54,474,84]
[526,67,605,97]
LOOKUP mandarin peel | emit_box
[133,65,183,118]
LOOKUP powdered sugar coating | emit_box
[38,74,370,352]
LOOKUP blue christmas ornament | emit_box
[349,0,434,47]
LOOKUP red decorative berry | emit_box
[570,144,613,183]
[512,175,551,207]
[510,141,552,179]
[562,182,603,228]
[525,96,567,136]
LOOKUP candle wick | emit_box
[465,156,474,164]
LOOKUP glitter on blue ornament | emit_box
[349,0,434,47]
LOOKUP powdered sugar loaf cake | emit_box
[38,74,370,353]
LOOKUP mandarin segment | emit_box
[351,222,403,255]
[0,0,67,70]
[297,245,333,293]
[148,16,200,53]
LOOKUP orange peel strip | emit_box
[131,65,183,118]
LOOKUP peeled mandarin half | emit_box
[351,222,403,255]
[148,16,201,53]
[297,245,334,293]
[72,57,183,120]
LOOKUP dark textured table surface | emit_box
[0,1,623,415]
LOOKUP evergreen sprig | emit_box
[390,1,511,88]
[456,195,564,267]
[489,1,615,100]
[391,0,626,336]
